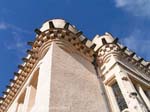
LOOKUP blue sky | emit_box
[0,0,150,96]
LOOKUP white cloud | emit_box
[0,21,31,58]
[9,24,31,34]
[0,21,31,34]
[114,0,150,18]
[121,29,150,60]
[0,22,8,30]
[4,32,26,53]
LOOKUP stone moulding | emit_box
[96,37,150,72]
[0,19,149,112]
[0,19,96,112]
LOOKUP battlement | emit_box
[91,32,150,69]
[92,32,115,51]
[0,19,149,112]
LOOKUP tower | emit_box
[0,19,149,112]
[93,33,150,112]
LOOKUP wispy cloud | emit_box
[0,21,31,58]
[121,29,150,60]
[4,32,27,53]
[0,21,31,34]
[114,0,150,18]
[0,22,7,30]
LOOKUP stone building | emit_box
[0,19,149,112]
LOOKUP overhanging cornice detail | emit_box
[0,19,149,112]
[0,19,96,112]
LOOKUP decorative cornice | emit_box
[0,19,149,112]
[0,19,96,112]
[94,33,150,80]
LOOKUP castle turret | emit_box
[93,32,150,112]
[0,19,149,112]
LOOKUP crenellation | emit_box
[116,43,121,48]
[85,40,92,48]
[121,46,127,52]
[17,65,24,70]
[76,31,83,37]
[34,28,42,35]
[146,62,150,68]
[0,19,149,112]
[133,54,141,61]
[138,58,144,63]
[90,43,97,50]
[2,93,7,96]
[22,58,29,62]
[26,49,34,54]
[81,38,88,44]
[5,89,9,94]
[64,22,70,29]
[141,60,148,66]
[49,21,55,28]
[124,48,133,56]
[129,52,136,57]
[9,79,15,84]
[68,24,78,34]
[13,72,19,77]
[27,41,34,46]
[112,38,118,44]
[5,86,10,90]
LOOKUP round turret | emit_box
[40,19,78,34]
[92,32,116,51]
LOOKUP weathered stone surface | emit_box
[49,42,108,112]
